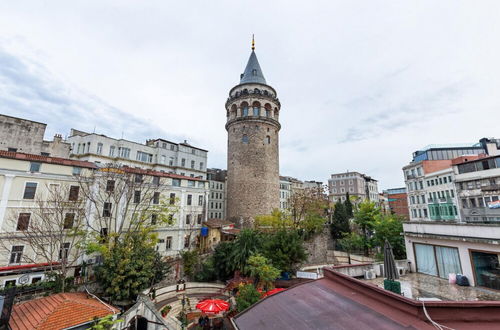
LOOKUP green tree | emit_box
[236,284,262,312]
[246,254,281,290]
[353,200,380,256]
[230,229,262,273]
[372,214,406,259]
[213,241,237,280]
[330,200,350,240]
[94,228,169,303]
[180,249,199,279]
[88,315,122,329]
[344,193,353,218]
[262,230,306,273]
[338,232,364,264]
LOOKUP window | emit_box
[153,192,160,204]
[135,174,143,183]
[136,151,153,163]
[197,214,202,225]
[151,214,158,225]
[170,193,176,205]
[160,155,166,164]
[64,213,75,229]
[173,179,181,187]
[152,176,160,185]
[184,236,190,248]
[253,107,259,116]
[72,167,82,176]
[170,144,175,151]
[181,158,186,167]
[266,109,271,117]
[169,157,174,166]
[97,143,103,154]
[166,236,172,249]
[242,107,248,116]
[198,195,204,206]
[59,243,70,261]
[30,162,41,172]
[16,213,30,231]
[9,246,24,264]
[103,202,112,217]
[119,147,130,158]
[106,180,115,193]
[191,160,195,169]
[109,146,115,157]
[134,190,141,203]
[266,136,271,144]
[186,214,191,224]
[100,228,108,241]
[188,180,195,187]
[242,135,249,143]
[199,162,204,170]
[8,147,17,152]
[69,186,79,201]
[23,182,37,199]
[187,194,192,205]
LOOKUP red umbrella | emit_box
[263,288,286,297]
[196,299,230,314]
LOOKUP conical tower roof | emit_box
[240,50,267,85]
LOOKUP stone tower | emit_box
[225,42,281,226]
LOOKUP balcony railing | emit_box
[481,184,500,192]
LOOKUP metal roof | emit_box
[240,50,266,85]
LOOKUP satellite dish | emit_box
[18,275,29,285]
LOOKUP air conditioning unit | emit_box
[364,270,376,280]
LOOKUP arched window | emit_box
[266,136,271,144]
[242,107,248,116]
[254,88,260,94]
[253,107,259,116]
[242,135,249,144]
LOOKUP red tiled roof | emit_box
[9,292,119,330]
[204,219,233,228]
[0,151,97,169]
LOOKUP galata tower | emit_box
[225,39,281,226]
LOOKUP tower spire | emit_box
[252,34,255,51]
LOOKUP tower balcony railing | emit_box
[225,90,280,108]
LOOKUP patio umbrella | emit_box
[383,239,399,281]
[262,288,285,297]
[196,299,230,314]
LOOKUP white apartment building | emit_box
[279,177,292,211]
[0,151,209,287]
[207,168,226,220]
[403,138,500,289]
[67,129,208,179]
[328,171,379,203]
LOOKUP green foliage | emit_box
[254,209,292,229]
[87,315,122,330]
[338,232,364,253]
[230,229,263,274]
[45,272,76,293]
[180,249,199,279]
[212,241,237,280]
[236,284,262,312]
[246,254,281,290]
[95,228,169,303]
[372,214,406,259]
[353,200,380,256]
[344,193,353,218]
[331,200,350,240]
[262,230,306,273]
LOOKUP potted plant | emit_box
[161,305,172,317]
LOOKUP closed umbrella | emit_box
[383,239,399,281]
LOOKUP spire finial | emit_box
[251,34,255,51]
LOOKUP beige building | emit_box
[328,171,379,203]
[225,44,281,225]
[0,114,71,157]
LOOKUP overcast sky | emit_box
[1,1,499,189]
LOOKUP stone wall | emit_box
[303,228,330,264]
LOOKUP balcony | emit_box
[481,184,500,192]
[403,221,500,244]
[462,207,500,221]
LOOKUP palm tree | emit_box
[230,229,262,273]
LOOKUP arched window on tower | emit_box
[242,107,248,116]
[264,103,272,118]
[252,101,260,116]
[266,136,271,144]
[242,135,249,144]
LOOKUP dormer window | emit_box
[252,69,257,76]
